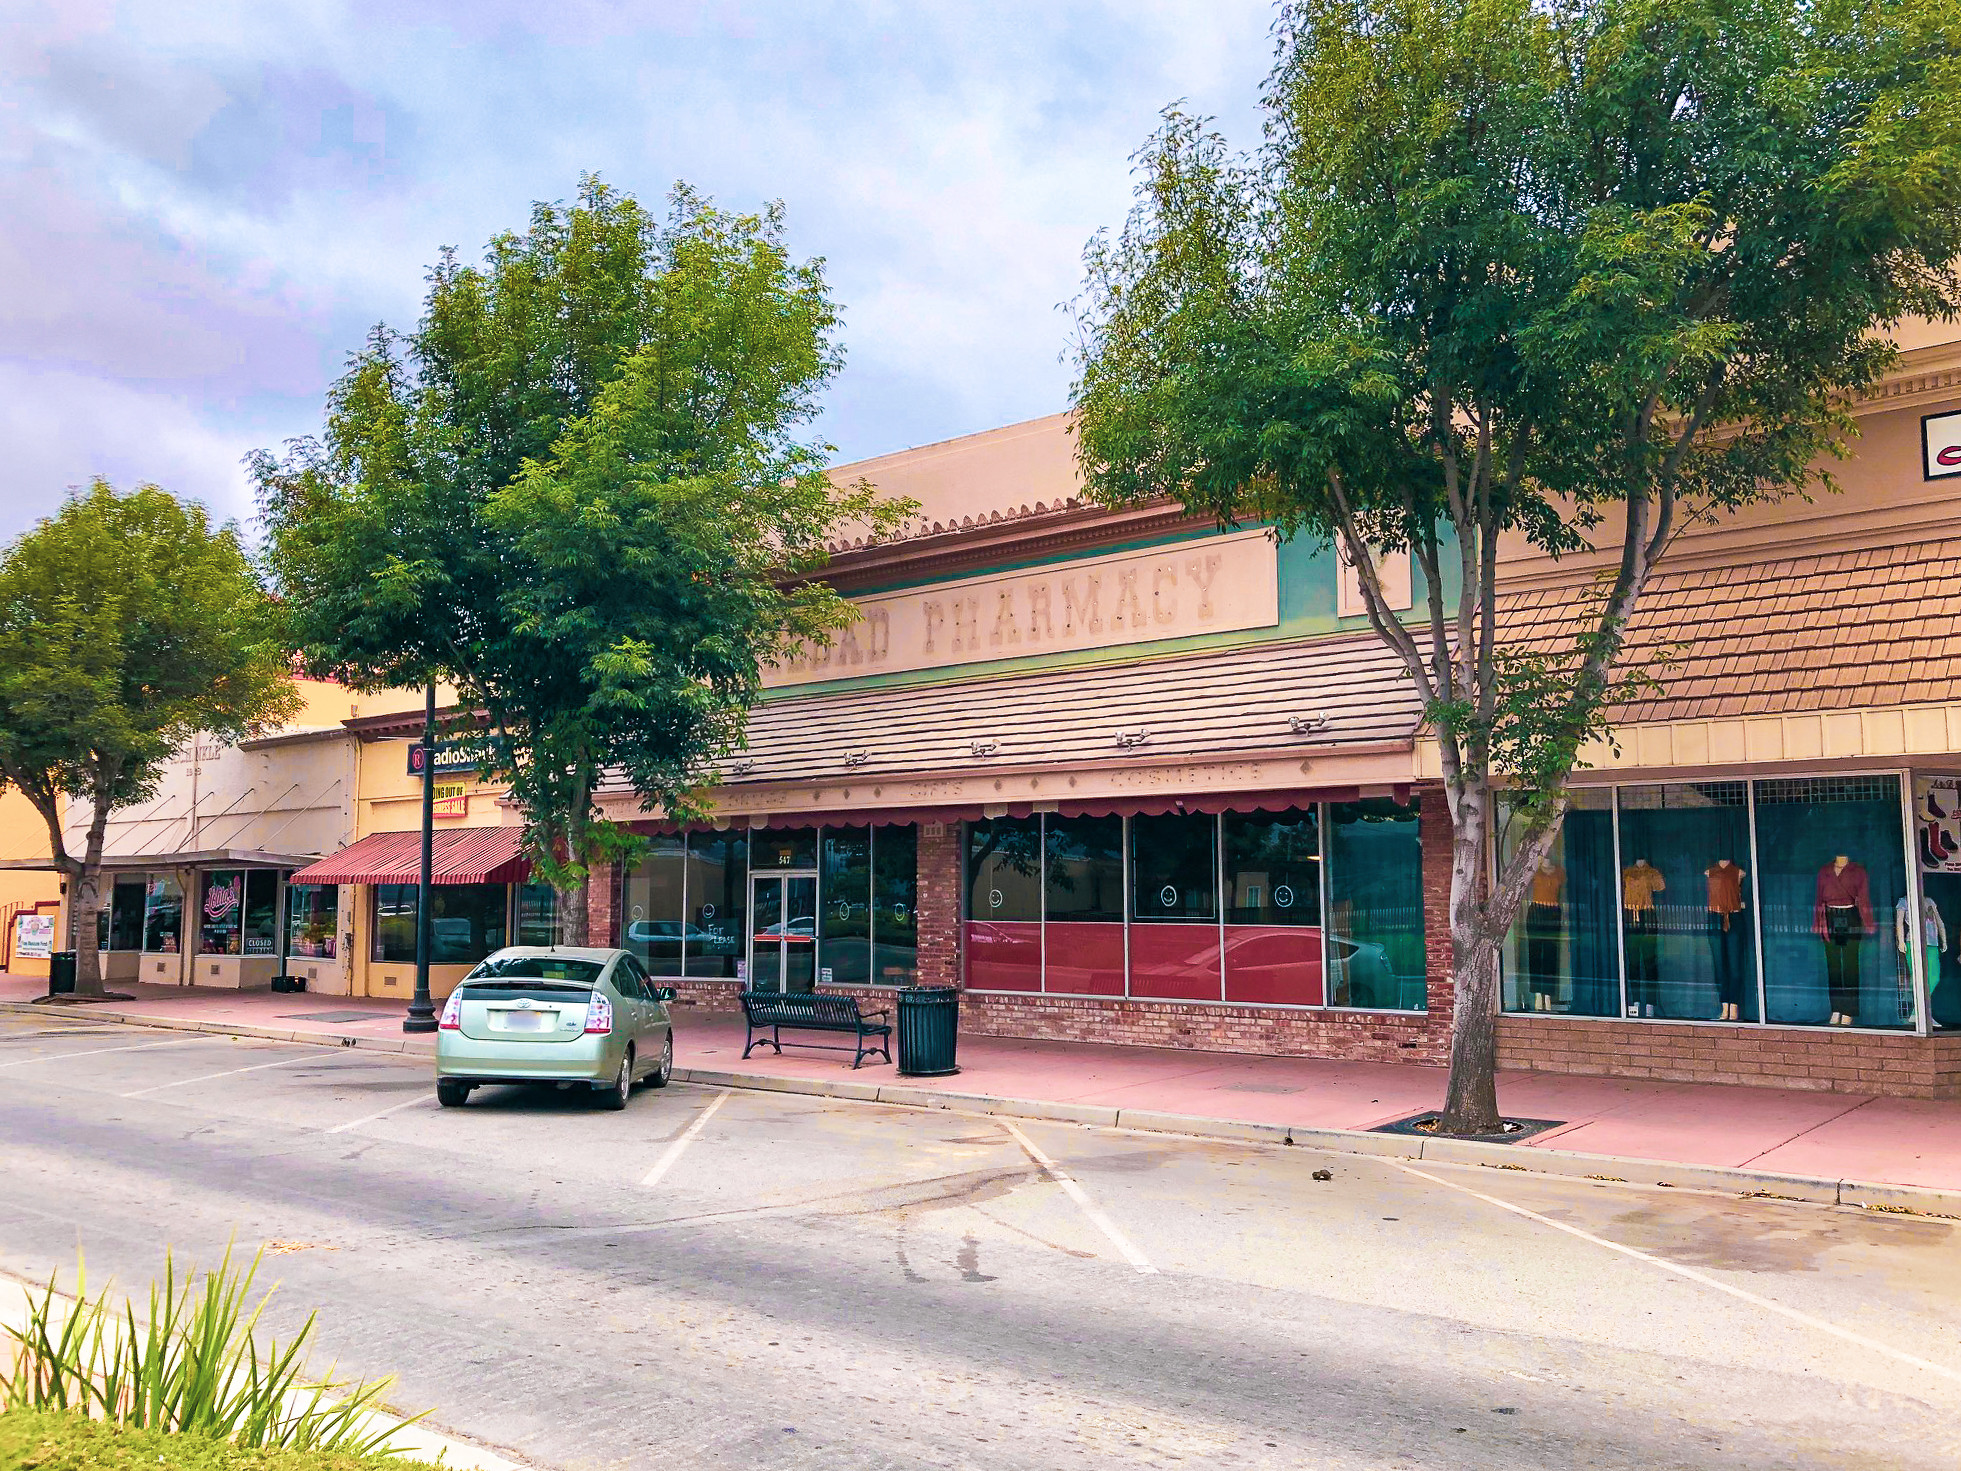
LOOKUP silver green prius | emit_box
[434,946,675,1110]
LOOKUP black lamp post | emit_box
[403,682,439,1033]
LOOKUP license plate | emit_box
[496,1010,553,1031]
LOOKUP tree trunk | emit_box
[1437,787,1502,1134]
[557,878,590,947]
[71,789,113,997]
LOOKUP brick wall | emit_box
[959,990,1446,1062]
[1419,788,1457,1025]
[1499,1013,1961,1099]
[585,860,618,950]
[915,820,963,990]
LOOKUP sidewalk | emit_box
[8,972,1961,1206]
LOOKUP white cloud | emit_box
[0,0,1277,537]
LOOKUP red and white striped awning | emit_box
[289,828,531,886]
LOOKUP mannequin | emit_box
[1813,854,1874,1026]
[1622,859,1664,1017]
[1896,893,1949,1025]
[1705,858,1748,1021]
[1526,860,1565,1011]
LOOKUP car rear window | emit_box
[464,956,605,984]
[456,983,592,1004]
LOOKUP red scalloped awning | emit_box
[289,828,530,886]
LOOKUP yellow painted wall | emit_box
[0,788,61,976]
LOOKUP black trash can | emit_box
[895,986,961,1077]
[46,951,77,996]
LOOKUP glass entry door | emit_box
[749,873,817,992]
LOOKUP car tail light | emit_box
[583,993,613,1034]
[438,993,462,1030]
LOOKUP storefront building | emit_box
[287,708,562,1004]
[592,329,1961,1098]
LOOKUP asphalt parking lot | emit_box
[0,1010,1957,1470]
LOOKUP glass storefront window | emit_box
[198,871,245,955]
[873,824,919,984]
[286,884,338,959]
[515,884,559,947]
[1756,776,1910,1029]
[144,876,183,953]
[99,880,145,952]
[966,816,1042,993]
[1044,815,1125,995]
[621,835,687,976]
[1500,790,1619,1017]
[1128,812,1219,1001]
[1326,798,1426,1011]
[1615,783,1756,1022]
[1223,808,1323,1006]
[820,826,872,986]
[372,883,509,965]
[243,871,280,957]
[684,829,748,979]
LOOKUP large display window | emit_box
[1326,798,1427,1011]
[684,829,748,979]
[967,816,1042,993]
[1503,773,1923,1031]
[197,871,246,955]
[1915,776,1961,1030]
[963,805,1425,1011]
[144,876,183,953]
[1223,809,1323,1006]
[621,835,688,975]
[871,824,919,984]
[286,884,339,959]
[372,883,508,965]
[820,826,872,986]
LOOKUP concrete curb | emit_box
[15,1001,1961,1220]
[0,1000,435,1056]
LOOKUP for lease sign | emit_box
[1926,409,1961,481]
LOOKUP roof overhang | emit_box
[290,828,530,886]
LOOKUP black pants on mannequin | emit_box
[1823,905,1861,1022]
[1625,910,1659,1015]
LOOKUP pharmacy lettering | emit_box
[771,530,1279,687]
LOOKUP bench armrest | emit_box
[862,1009,891,1020]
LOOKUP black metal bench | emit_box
[740,990,892,1069]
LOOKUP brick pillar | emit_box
[585,860,619,948]
[1419,787,1456,1030]
[915,819,964,989]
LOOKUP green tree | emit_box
[1071,0,1961,1131]
[0,482,299,994]
[257,179,908,942]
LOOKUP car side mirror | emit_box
[655,986,677,1003]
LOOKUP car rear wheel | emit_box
[597,1052,631,1111]
[646,1032,674,1088]
[436,1079,472,1108]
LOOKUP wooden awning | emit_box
[289,828,530,886]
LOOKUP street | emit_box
[0,1011,1957,1469]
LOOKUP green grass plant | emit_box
[1,1245,424,1457]
[0,1405,446,1469]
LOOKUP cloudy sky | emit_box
[1,0,1274,541]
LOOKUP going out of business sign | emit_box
[1925,409,1961,481]
[407,742,488,777]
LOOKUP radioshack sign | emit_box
[407,742,485,777]
[1926,409,1961,481]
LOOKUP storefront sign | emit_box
[12,913,54,960]
[433,781,469,820]
[407,742,488,777]
[768,529,1280,687]
[1925,410,1961,481]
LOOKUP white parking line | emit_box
[999,1119,1159,1275]
[0,1037,202,1071]
[324,1093,437,1135]
[640,1091,731,1189]
[121,1051,320,1098]
[1380,1157,1961,1387]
